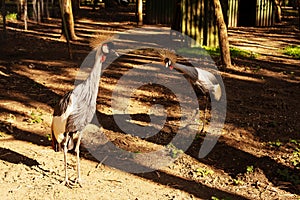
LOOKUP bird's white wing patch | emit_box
[52,93,75,143]
[196,68,222,101]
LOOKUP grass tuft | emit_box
[177,46,259,59]
[283,45,300,59]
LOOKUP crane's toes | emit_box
[74,178,83,187]
[61,179,73,188]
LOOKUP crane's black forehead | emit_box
[104,42,114,49]
[164,58,170,63]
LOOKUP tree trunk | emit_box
[24,0,27,30]
[32,0,42,23]
[298,0,300,29]
[212,0,231,68]
[45,0,49,18]
[1,0,6,39]
[137,0,143,26]
[17,0,24,20]
[60,0,77,40]
[272,0,282,23]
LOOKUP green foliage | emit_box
[232,178,244,186]
[7,13,17,20]
[289,139,300,169]
[0,12,17,21]
[290,139,300,146]
[46,134,51,141]
[177,47,211,56]
[195,167,214,177]
[252,66,261,73]
[292,149,300,169]
[283,45,300,59]
[177,46,259,59]
[166,143,184,158]
[27,109,44,124]
[246,165,254,173]
[267,139,282,148]
[230,47,258,59]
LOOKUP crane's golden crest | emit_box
[157,49,177,66]
[89,31,118,49]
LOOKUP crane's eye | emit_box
[164,58,172,68]
[102,44,109,54]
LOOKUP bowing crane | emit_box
[160,50,222,131]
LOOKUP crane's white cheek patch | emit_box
[52,116,67,143]
[102,45,109,54]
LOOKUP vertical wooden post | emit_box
[37,0,41,23]
[24,0,27,30]
[298,0,300,29]
[1,0,6,38]
[137,0,143,26]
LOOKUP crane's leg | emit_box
[62,134,70,186]
[74,132,82,187]
[200,96,208,133]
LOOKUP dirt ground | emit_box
[0,6,300,200]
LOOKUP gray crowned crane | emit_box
[163,57,221,101]
[51,42,118,187]
[160,50,222,130]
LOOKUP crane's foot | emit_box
[61,179,73,188]
[74,178,83,188]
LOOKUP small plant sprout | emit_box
[253,66,261,73]
[246,165,254,173]
[46,134,52,141]
[27,108,44,124]
[195,167,214,177]
[166,143,184,158]
[232,178,244,186]
[267,139,282,148]
[289,139,300,169]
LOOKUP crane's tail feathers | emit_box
[213,84,222,101]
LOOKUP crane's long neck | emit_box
[174,63,198,81]
[85,51,104,102]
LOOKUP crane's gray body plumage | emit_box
[51,42,115,186]
[172,62,222,101]
[51,48,103,151]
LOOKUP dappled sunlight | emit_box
[0,3,299,199]
[223,72,266,83]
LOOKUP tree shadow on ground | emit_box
[0,147,40,166]
[1,13,299,198]
[187,138,300,195]
[139,170,249,200]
